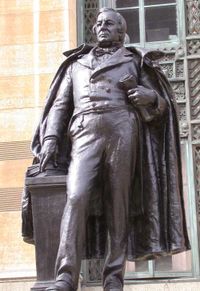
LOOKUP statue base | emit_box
[26,175,67,291]
[31,281,54,291]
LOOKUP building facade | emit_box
[0,0,200,290]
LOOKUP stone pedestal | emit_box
[26,175,67,291]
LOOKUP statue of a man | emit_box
[30,7,190,291]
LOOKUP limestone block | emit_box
[39,42,66,74]
[39,10,66,43]
[0,211,35,277]
[69,8,77,48]
[0,0,33,14]
[0,75,35,110]
[0,280,36,291]
[0,159,32,188]
[0,44,34,76]
[0,108,41,142]
[0,73,58,110]
[69,0,76,12]
[0,12,33,46]
[40,0,66,11]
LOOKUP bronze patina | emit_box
[23,8,190,291]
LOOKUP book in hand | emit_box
[118,74,154,122]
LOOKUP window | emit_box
[79,0,182,48]
[114,0,178,45]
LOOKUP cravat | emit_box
[94,47,118,57]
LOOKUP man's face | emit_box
[95,11,120,46]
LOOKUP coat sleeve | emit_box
[43,64,73,142]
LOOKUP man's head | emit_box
[93,8,127,47]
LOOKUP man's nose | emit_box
[100,21,107,29]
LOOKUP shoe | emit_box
[104,288,123,291]
[45,286,74,291]
[45,281,75,291]
[45,287,61,291]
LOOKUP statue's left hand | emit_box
[128,85,157,107]
[39,138,58,172]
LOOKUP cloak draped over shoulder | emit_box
[23,44,190,260]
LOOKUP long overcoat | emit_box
[23,44,190,260]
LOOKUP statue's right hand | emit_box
[39,138,58,172]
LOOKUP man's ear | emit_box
[92,24,96,36]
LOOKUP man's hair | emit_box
[93,8,127,43]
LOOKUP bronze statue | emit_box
[26,7,190,291]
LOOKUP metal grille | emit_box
[171,82,186,103]
[186,0,200,35]
[175,61,184,78]
[192,124,200,141]
[84,0,99,44]
[87,259,104,282]
[188,59,200,120]
[178,103,187,122]
[187,39,200,55]
[194,146,200,223]
[186,1,200,236]
[160,63,174,79]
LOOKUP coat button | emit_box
[92,102,96,107]
[106,88,111,93]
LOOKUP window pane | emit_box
[155,252,192,272]
[115,0,139,8]
[125,261,149,274]
[155,256,172,272]
[145,0,176,5]
[145,6,177,42]
[135,261,149,272]
[118,9,140,43]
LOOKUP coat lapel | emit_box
[77,49,95,69]
[91,47,133,78]
[77,46,134,77]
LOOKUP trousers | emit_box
[55,108,139,290]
